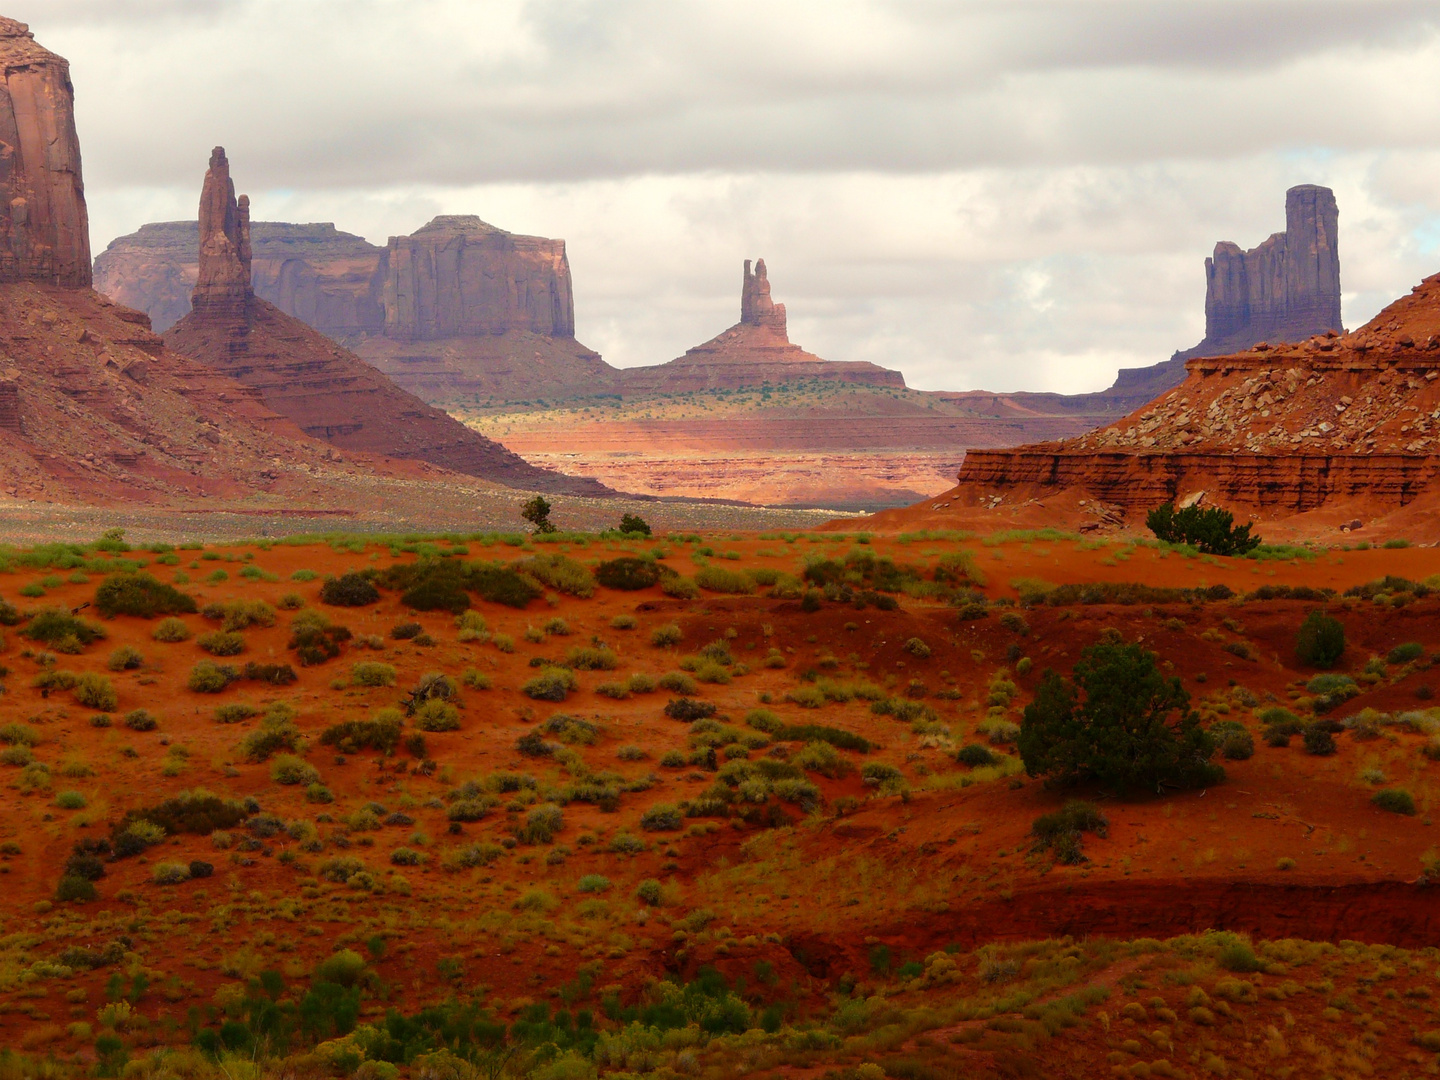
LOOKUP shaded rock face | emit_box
[1179,184,1342,361]
[163,149,613,497]
[955,271,1440,513]
[619,259,906,394]
[0,19,89,286]
[383,215,574,341]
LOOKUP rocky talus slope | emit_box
[955,272,1440,513]
[162,149,613,497]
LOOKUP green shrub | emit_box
[1296,610,1346,669]
[94,573,197,618]
[903,637,931,658]
[1146,502,1261,555]
[618,513,651,536]
[209,598,276,631]
[413,699,461,732]
[664,698,716,722]
[123,709,157,732]
[1372,788,1416,815]
[0,722,40,747]
[319,572,380,607]
[611,614,637,630]
[107,645,144,671]
[270,754,320,786]
[56,875,96,902]
[695,564,755,594]
[1216,938,1263,973]
[640,804,683,831]
[187,661,238,693]
[461,668,491,690]
[1387,641,1425,665]
[651,624,683,647]
[514,553,594,598]
[595,558,660,591]
[519,804,564,844]
[320,709,404,753]
[577,874,611,893]
[1302,726,1336,755]
[152,617,191,643]
[661,575,700,600]
[74,673,118,711]
[658,672,697,694]
[565,645,618,671]
[55,790,86,810]
[314,949,367,987]
[957,743,997,767]
[1018,641,1222,791]
[24,609,105,650]
[197,630,245,657]
[31,669,79,692]
[636,879,663,904]
[522,667,577,702]
[350,662,397,688]
[214,703,257,724]
[238,708,302,762]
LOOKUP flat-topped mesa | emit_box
[191,147,252,321]
[383,214,575,341]
[0,18,90,286]
[740,258,786,337]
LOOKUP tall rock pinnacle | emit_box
[1175,185,1341,362]
[192,146,252,319]
[740,258,787,337]
[0,18,89,286]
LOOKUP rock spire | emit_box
[0,18,90,286]
[740,258,786,336]
[1175,185,1342,362]
[192,147,252,319]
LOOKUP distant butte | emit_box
[618,259,907,394]
[161,148,613,496]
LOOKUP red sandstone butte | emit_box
[954,271,1440,515]
[162,149,614,497]
[619,259,907,394]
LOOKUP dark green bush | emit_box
[23,609,106,649]
[956,743,998,767]
[242,662,298,685]
[1295,610,1345,669]
[197,630,245,657]
[1302,726,1336,756]
[319,572,379,607]
[595,557,661,591]
[289,623,352,666]
[187,661,239,693]
[618,513,652,536]
[1372,788,1416,815]
[1146,502,1261,556]
[1018,641,1223,792]
[320,712,403,754]
[94,573,197,618]
[56,875,96,902]
[1032,800,1109,864]
[1387,641,1425,665]
[664,698,716,722]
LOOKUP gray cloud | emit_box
[15,1,1440,394]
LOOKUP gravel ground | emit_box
[0,473,858,545]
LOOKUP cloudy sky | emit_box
[20,0,1440,392]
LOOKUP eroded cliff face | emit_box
[955,271,1440,513]
[0,18,89,286]
[382,215,574,341]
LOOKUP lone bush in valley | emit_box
[618,513,651,536]
[595,557,661,591]
[94,573,197,619]
[1018,641,1223,792]
[1295,610,1345,669]
[1146,502,1261,556]
[521,495,556,535]
[319,572,379,607]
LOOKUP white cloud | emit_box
[20,1,1440,393]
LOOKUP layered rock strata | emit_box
[619,259,906,394]
[0,18,89,286]
[162,149,612,496]
[955,272,1440,513]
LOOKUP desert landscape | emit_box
[4,4,1440,1079]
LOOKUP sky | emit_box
[20,0,1440,393]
